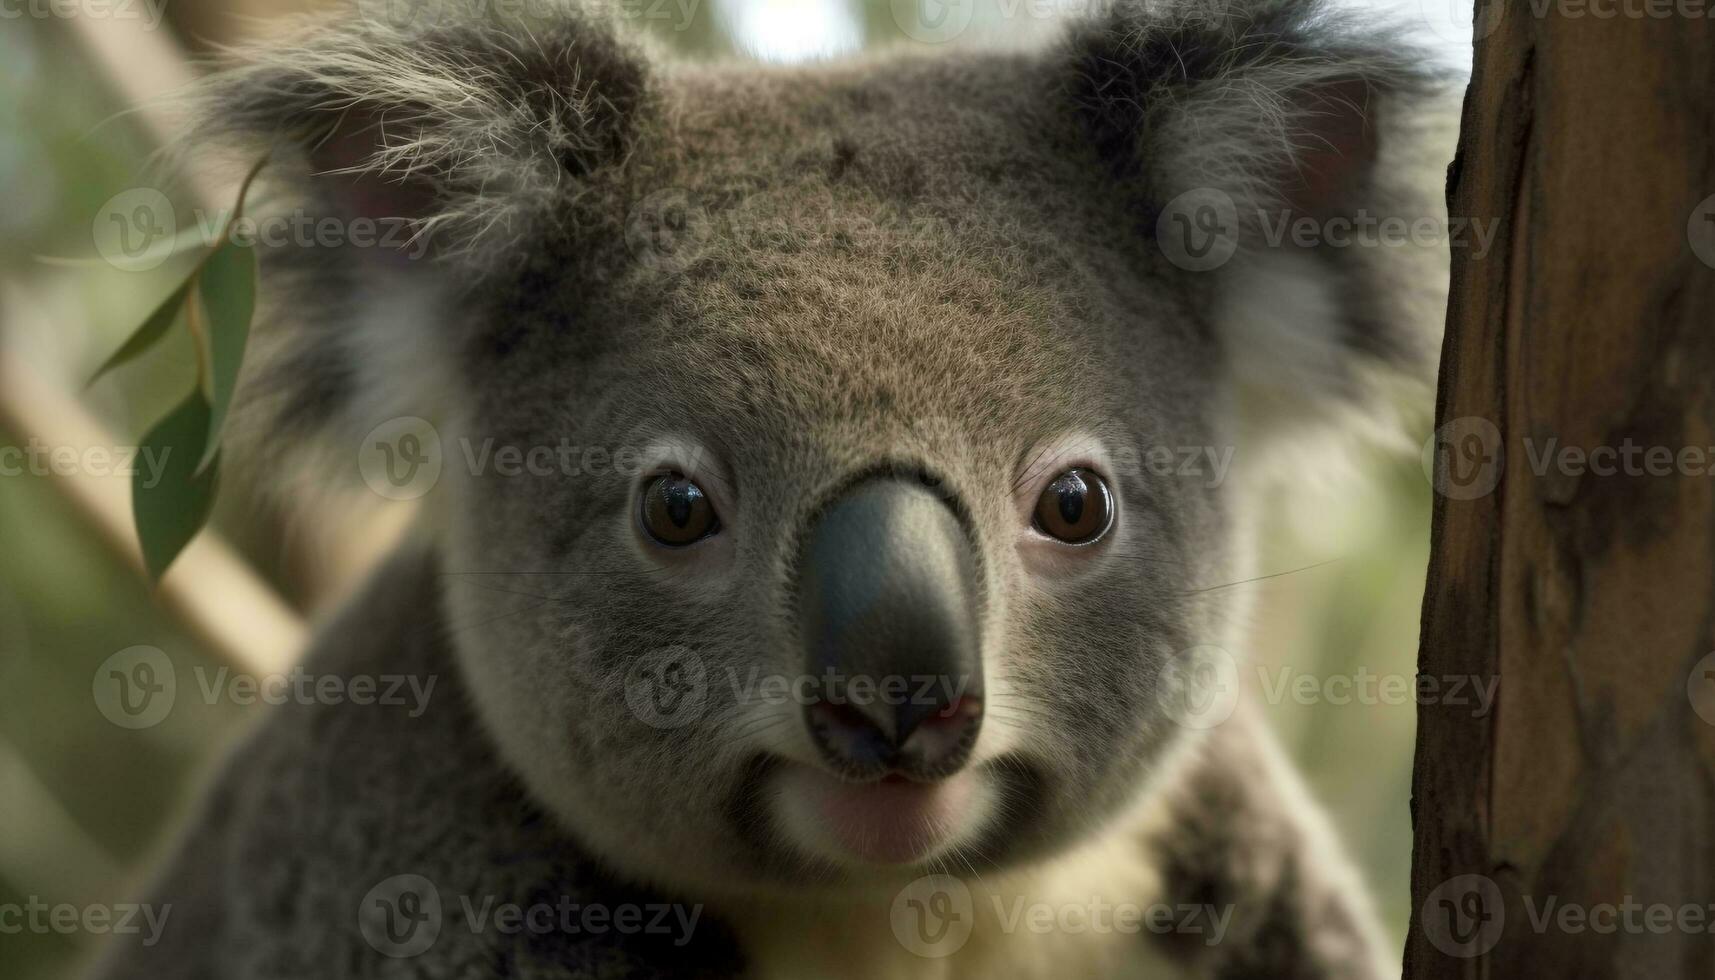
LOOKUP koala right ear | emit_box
[181,4,652,494]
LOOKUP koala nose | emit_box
[796,478,984,780]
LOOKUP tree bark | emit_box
[1406,2,1715,978]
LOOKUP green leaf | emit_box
[87,279,193,387]
[134,392,220,582]
[193,239,256,473]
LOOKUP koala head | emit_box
[204,0,1450,897]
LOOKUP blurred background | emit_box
[0,0,1472,976]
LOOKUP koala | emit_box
[92,0,1455,977]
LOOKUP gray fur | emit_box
[97,1,1453,976]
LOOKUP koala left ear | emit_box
[1063,0,1459,443]
[191,3,652,271]
[178,2,653,497]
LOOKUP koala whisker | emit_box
[421,600,555,647]
[438,565,689,579]
[1102,553,1192,566]
[944,838,998,885]
[459,582,573,602]
[1010,441,1064,495]
[728,716,795,747]
[1177,556,1346,596]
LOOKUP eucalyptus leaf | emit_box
[134,392,220,582]
[87,279,192,387]
[193,240,256,473]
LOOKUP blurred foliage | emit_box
[0,3,1442,977]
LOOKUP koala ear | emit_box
[181,4,651,495]
[1063,0,1458,448]
[193,3,650,269]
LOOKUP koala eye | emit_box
[1033,468,1114,545]
[640,473,721,547]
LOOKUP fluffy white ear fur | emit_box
[1212,87,1458,496]
[1064,0,1458,472]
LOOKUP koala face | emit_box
[210,0,1447,898]
[439,70,1232,890]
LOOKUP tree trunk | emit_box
[1406,2,1715,978]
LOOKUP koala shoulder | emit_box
[89,544,740,980]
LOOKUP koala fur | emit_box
[94,1,1455,977]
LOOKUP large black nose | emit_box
[796,478,983,780]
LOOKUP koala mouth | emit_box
[770,761,989,867]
